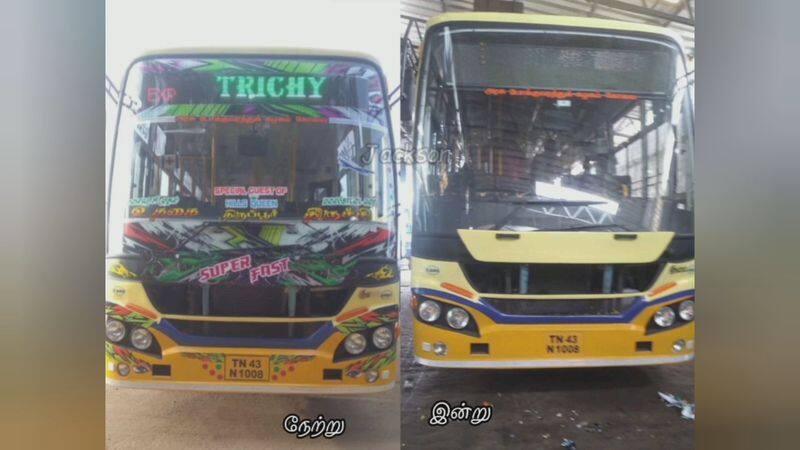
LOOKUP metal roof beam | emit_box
[590,0,694,27]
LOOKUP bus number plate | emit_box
[224,356,269,381]
[545,334,582,355]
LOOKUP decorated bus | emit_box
[106,49,399,392]
[411,13,694,368]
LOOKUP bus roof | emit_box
[132,47,384,70]
[427,12,685,50]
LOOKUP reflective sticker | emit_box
[214,186,288,196]
[221,209,279,221]
[303,207,372,222]
[224,198,249,209]
[129,196,180,207]
[321,197,376,207]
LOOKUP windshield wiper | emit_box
[489,200,609,230]
[552,223,631,231]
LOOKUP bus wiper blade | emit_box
[553,223,631,231]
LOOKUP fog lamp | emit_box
[672,339,686,353]
[344,333,367,355]
[418,300,441,322]
[365,369,379,383]
[654,306,676,327]
[433,342,447,356]
[117,362,130,377]
[105,319,126,343]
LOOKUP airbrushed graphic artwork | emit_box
[121,220,393,287]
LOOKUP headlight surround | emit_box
[654,306,676,327]
[344,333,367,355]
[106,319,126,342]
[372,326,393,350]
[679,300,694,321]
[446,307,470,329]
[418,300,441,323]
[130,327,153,350]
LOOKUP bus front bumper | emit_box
[412,320,694,369]
[105,337,398,394]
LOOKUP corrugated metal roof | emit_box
[401,0,694,56]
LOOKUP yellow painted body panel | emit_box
[106,276,399,393]
[411,254,694,368]
[458,230,674,264]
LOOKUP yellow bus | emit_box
[106,49,399,392]
[410,13,694,368]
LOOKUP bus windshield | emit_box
[109,56,395,254]
[413,25,694,237]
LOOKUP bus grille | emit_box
[462,262,661,295]
[143,283,351,318]
[483,297,638,317]
[166,319,327,340]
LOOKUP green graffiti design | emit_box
[146,254,222,283]
[335,309,398,335]
[290,259,357,286]
[105,303,155,328]
[193,59,242,73]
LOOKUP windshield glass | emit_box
[109,56,396,254]
[412,26,694,235]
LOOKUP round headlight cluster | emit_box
[106,319,126,342]
[652,299,695,329]
[417,299,472,331]
[654,306,676,327]
[341,326,395,358]
[418,300,441,323]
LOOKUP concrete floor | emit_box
[399,285,695,450]
[106,377,399,449]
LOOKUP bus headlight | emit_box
[372,326,393,350]
[130,327,153,350]
[344,333,367,355]
[654,306,676,327]
[446,307,470,329]
[106,319,126,343]
[418,300,441,322]
[679,300,694,321]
